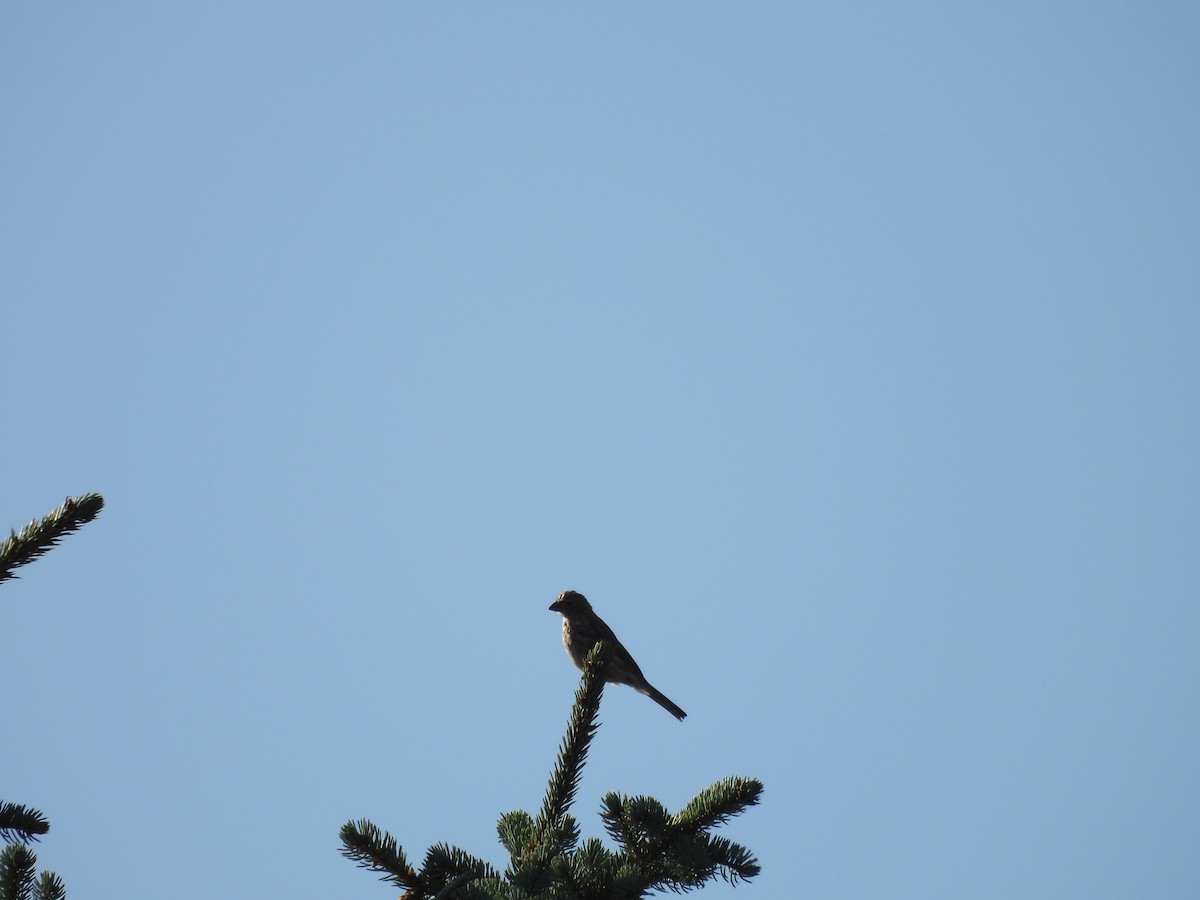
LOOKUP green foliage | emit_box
[32,872,65,900]
[0,806,48,845]
[0,846,37,900]
[339,819,416,890]
[597,783,762,892]
[3,493,105,899]
[496,811,535,858]
[0,494,104,586]
[673,777,764,833]
[421,843,499,895]
[0,847,67,900]
[342,640,763,898]
[536,641,609,829]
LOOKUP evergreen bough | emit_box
[2,493,105,900]
[1,493,104,586]
[341,641,762,898]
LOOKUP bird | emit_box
[548,589,687,720]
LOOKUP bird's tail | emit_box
[643,684,687,720]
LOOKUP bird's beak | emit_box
[548,600,560,612]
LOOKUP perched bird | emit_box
[548,589,687,721]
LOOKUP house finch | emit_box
[548,590,687,721]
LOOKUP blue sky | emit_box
[3,4,1197,898]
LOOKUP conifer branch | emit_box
[673,777,764,833]
[496,810,534,859]
[32,872,65,900]
[341,638,763,898]
[430,873,473,900]
[0,805,49,845]
[703,835,761,884]
[339,819,419,890]
[536,640,611,830]
[0,845,37,900]
[0,493,104,586]
[501,641,610,893]
[420,843,498,895]
[599,777,764,894]
[2,497,102,899]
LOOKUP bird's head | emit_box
[549,590,592,615]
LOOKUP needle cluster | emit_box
[341,641,762,899]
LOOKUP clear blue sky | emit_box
[3,4,1197,898]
